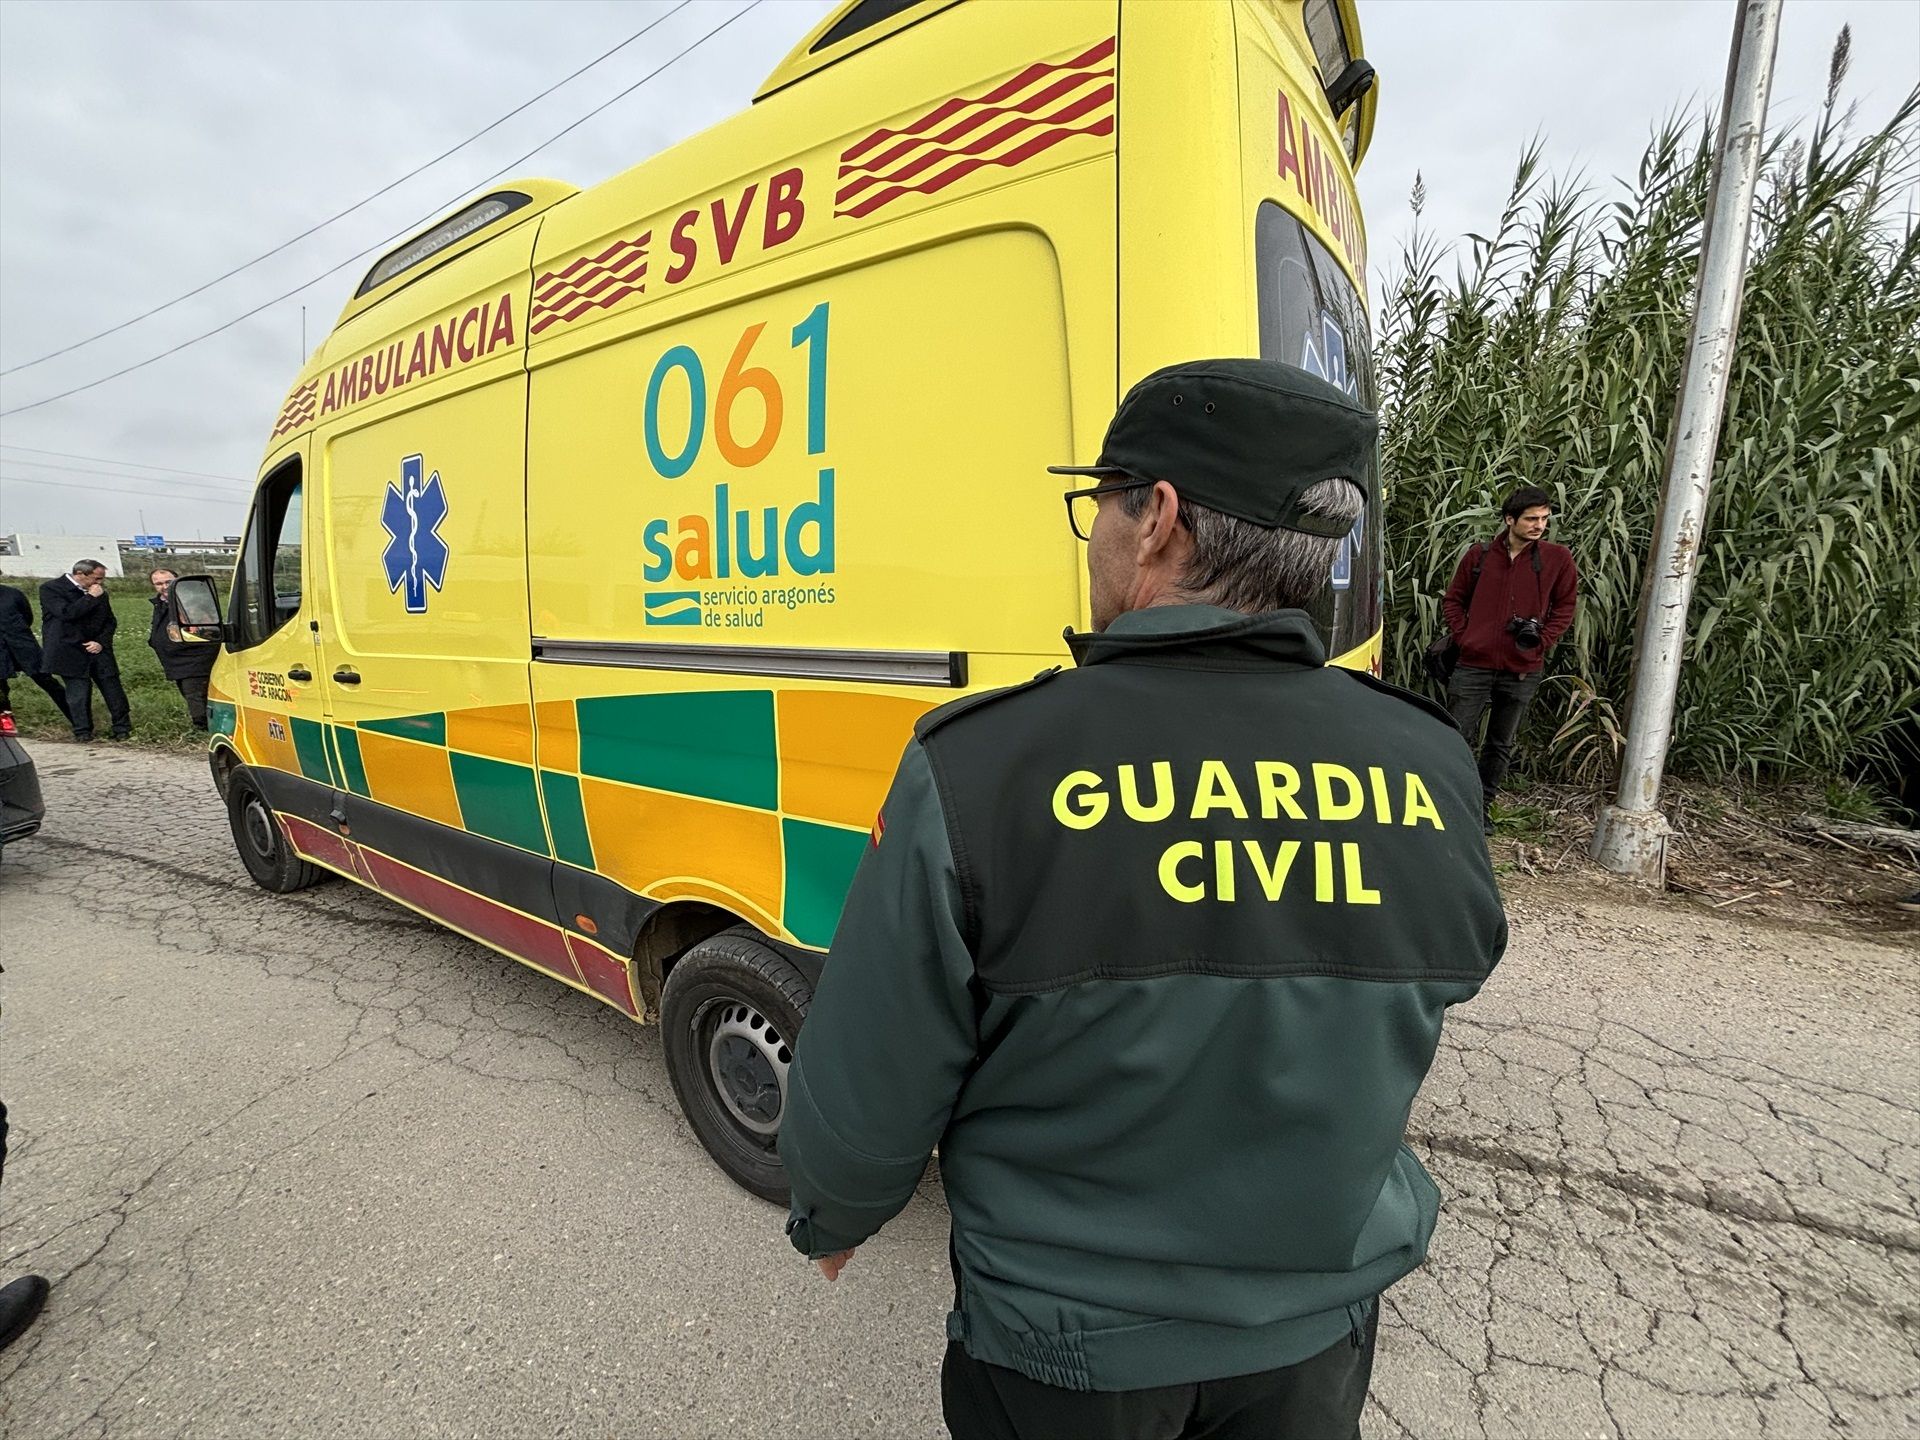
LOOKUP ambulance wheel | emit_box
[228,774,321,893]
[660,926,812,1204]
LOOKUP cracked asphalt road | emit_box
[2,745,1916,1438]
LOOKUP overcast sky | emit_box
[0,0,1913,543]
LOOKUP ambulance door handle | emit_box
[287,665,312,682]
[332,666,362,685]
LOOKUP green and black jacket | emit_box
[782,605,1507,1392]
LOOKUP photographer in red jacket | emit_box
[1441,487,1578,832]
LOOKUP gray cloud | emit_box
[1,0,1913,542]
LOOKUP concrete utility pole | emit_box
[1592,0,1783,884]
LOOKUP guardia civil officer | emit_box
[779,359,1507,1440]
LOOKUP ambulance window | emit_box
[1254,202,1381,657]
[1302,0,1353,87]
[810,0,923,52]
[229,460,304,649]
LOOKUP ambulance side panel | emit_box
[1119,0,1382,669]
[522,0,1118,957]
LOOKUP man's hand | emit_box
[82,641,103,654]
[86,582,105,597]
[815,1249,856,1282]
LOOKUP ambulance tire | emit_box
[227,774,322,894]
[660,926,812,1204]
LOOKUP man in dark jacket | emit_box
[780,361,1507,1440]
[39,559,131,741]
[1440,486,1579,831]
[0,582,71,721]
[145,570,218,730]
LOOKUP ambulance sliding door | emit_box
[523,228,1086,954]
[312,241,566,960]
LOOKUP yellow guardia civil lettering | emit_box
[1053,759,1441,906]
[1053,762,1445,830]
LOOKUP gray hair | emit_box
[71,558,106,575]
[1124,479,1364,613]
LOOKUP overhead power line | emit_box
[0,472,253,504]
[0,3,690,379]
[0,456,250,491]
[0,0,763,422]
[0,444,251,484]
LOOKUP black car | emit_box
[0,711,45,861]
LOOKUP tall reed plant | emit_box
[1377,37,1919,785]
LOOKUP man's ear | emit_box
[1135,480,1185,564]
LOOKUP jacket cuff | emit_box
[778,1062,927,1255]
[784,1209,862,1260]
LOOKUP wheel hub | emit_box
[243,797,277,859]
[704,1001,791,1136]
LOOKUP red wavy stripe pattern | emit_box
[836,83,1114,207]
[835,38,1116,220]
[271,380,319,437]
[838,114,1115,221]
[840,67,1111,183]
[531,232,652,335]
[841,36,1114,167]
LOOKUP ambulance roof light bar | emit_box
[356,191,532,298]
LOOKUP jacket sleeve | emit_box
[1439,546,1477,639]
[97,593,117,643]
[780,739,977,1259]
[148,596,168,652]
[39,581,81,628]
[1541,549,1579,651]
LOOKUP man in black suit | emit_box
[39,559,131,741]
[0,582,71,721]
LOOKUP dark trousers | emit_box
[174,674,211,729]
[61,656,131,739]
[941,1305,1378,1440]
[0,670,71,721]
[1446,665,1543,804]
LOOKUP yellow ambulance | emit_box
[174,0,1382,1198]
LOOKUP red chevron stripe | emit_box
[836,84,1113,205]
[841,68,1111,179]
[837,114,1115,219]
[840,36,1115,167]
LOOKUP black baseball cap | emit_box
[1049,358,1375,537]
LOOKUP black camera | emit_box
[1507,616,1545,650]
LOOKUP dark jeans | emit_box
[0,670,71,721]
[941,1304,1378,1440]
[1446,665,1543,804]
[174,674,211,729]
[61,655,131,739]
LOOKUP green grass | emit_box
[6,578,210,750]
[1488,801,1549,839]
[1822,779,1890,824]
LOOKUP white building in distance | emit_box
[0,534,127,578]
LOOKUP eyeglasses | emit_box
[1063,480,1153,542]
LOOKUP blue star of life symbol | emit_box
[380,454,449,614]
